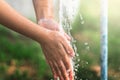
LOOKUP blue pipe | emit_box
[101,0,108,80]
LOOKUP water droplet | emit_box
[81,21,85,24]
[84,42,90,51]
[84,42,88,45]
[79,13,83,20]
[76,53,79,57]
[75,76,77,79]
[86,46,90,50]
[75,64,80,68]
[79,13,85,25]
[73,44,77,53]
[74,68,78,71]
[77,59,80,62]
[86,62,88,64]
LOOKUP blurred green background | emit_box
[0,0,120,80]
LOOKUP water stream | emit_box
[59,0,80,79]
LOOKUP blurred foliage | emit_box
[76,67,100,80]
[0,25,52,80]
[5,69,32,80]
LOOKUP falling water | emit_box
[79,13,85,24]
[59,0,80,80]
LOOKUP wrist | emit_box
[37,18,61,32]
[36,26,51,44]
[37,7,54,20]
[37,18,52,24]
[38,0,52,7]
[33,0,54,21]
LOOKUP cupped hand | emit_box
[38,19,75,57]
[39,30,74,80]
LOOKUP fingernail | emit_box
[54,75,58,80]
[67,69,71,73]
[68,50,71,54]
[70,52,75,57]
[72,52,75,57]
[67,50,75,57]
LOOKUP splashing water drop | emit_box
[79,13,83,20]
[84,42,90,51]
[81,21,85,24]
[76,53,79,57]
[74,68,78,72]
[59,0,80,80]
[79,13,85,24]
[84,42,88,45]
[86,62,88,65]
[77,59,80,62]
[75,76,77,79]
[73,44,77,53]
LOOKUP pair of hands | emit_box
[38,19,75,80]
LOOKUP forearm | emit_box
[32,0,54,22]
[0,0,49,43]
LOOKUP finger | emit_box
[66,60,74,80]
[62,57,73,72]
[61,38,75,57]
[57,60,69,80]
[57,42,73,69]
[41,48,48,63]
[49,61,58,80]
[41,48,58,79]
[69,70,74,80]
[64,32,71,41]
[57,44,74,80]
[68,60,74,80]
[54,62,64,80]
[63,59,74,80]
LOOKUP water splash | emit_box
[84,42,90,51]
[79,13,85,24]
[59,0,81,79]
